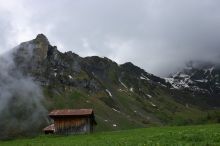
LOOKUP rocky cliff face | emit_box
[13,34,171,94]
[15,34,49,63]
[33,34,50,60]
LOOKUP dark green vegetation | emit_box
[43,86,220,132]
[1,124,220,146]
[9,34,220,134]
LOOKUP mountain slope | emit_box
[11,34,220,132]
[165,61,220,107]
[166,62,220,94]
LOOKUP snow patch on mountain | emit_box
[119,79,127,89]
[106,89,112,97]
[140,73,150,81]
[149,101,156,107]
[68,75,73,79]
[146,94,152,98]
[195,79,208,83]
[164,78,181,89]
[112,108,120,113]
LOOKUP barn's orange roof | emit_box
[49,109,94,117]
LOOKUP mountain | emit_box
[165,61,220,107]
[9,34,220,132]
[165,61,220,94]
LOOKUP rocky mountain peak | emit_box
[165,61,220,96]
[13,34,54,74]
[32,34,50,61]
[120,62,146,76]
[35,33,49,45]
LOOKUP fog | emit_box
[0,48,48,139]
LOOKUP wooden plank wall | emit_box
[54,117,91,134]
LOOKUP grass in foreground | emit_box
[1,124,220,146]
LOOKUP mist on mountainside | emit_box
[0,46,48,139]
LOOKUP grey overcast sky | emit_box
[0,0,220,76]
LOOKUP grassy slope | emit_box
[43,85,220,132]
[1,124,220,146]
[44,87,145,131]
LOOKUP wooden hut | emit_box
[43,109,97,135]
[43,124,55,134]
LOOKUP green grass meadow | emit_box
[1,124,220,146]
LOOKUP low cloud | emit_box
[0,0,220,76]
[0,48,48,139]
